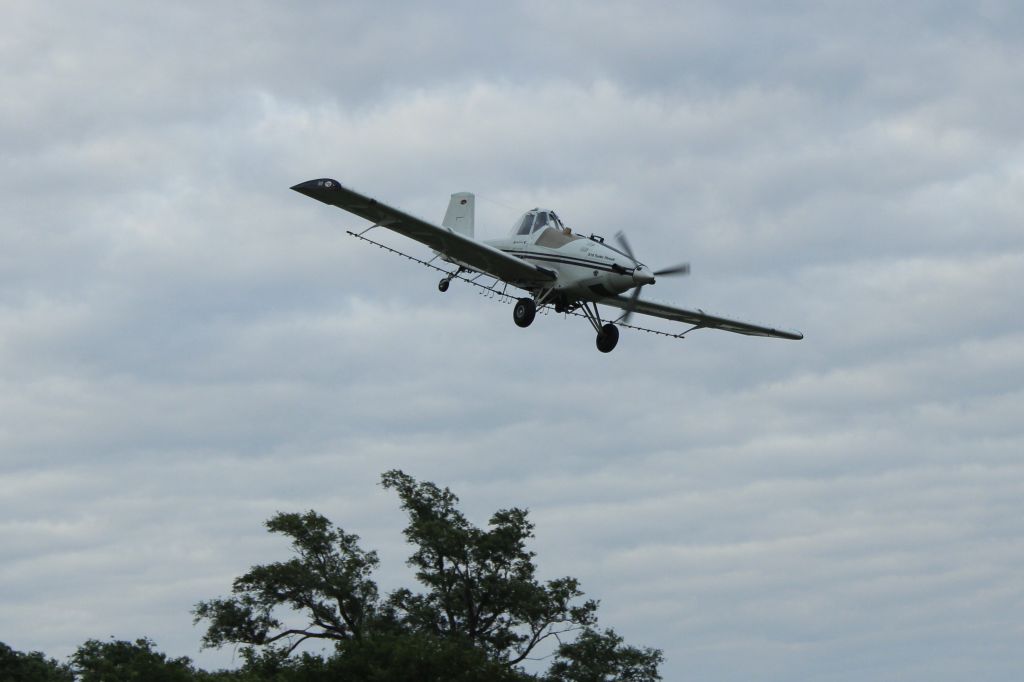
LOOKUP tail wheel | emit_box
[513,298,536,328]
[596,323,619,353]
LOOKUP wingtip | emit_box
[290,178,341,194]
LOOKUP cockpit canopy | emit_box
[511,209,567,236]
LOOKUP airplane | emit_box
[291,178,803,352]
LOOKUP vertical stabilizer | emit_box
[442,192,475,238]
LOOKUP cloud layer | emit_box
[2,2,1023,680]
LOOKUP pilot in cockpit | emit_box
[552,212,571,235]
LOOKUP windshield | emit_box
[533,212,549,232]
[512,209,566,236]
[514,213,535,235]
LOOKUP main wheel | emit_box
[438,278,450,292]
[596,323,619,353]
[513,298,536,328]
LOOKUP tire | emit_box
[513,298,536,328]
[596,323,619,353]
[438,279,450,292]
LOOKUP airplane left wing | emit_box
[602,295,804,340]
[291,179,556,286]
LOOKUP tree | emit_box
[194,470,662,680]
[0,641,73,682]
[70,638,197,682]
[379,469,601,666]
[546,628,665,682]
[193,510,382,653]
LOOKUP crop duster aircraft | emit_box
[291,179,803,352]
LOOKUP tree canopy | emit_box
[193,469,663,681]
[70,638,198,682]
[0,641,73,681]
[0,471,662,681]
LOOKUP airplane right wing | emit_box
[291,179,556,287]
[603,295,804,340]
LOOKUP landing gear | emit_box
[439,267,465,293]
[577,301,619,353]
[513,298,536,328]
[596,323,619,353]
[510,295,620,352]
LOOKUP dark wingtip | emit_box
[290,178,341,195]
[771,328,804,340]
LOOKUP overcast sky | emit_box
[2,2,1023,680]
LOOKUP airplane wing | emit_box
[602,295,804,340]
[291,179,556,286]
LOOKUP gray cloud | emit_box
[2,2,1023,680]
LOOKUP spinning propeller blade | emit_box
[622,284,645,324]
[614,231,636,262]
[654,263,690,276]
[613,231,690,324]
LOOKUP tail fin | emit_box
[442,192,475,238]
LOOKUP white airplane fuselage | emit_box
[480,230,654,301]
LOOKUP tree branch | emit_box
[508,622,584,666]
[261,628,345,647]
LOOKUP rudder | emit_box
[442,192,475,238]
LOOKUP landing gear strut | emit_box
[577,302,619,353]
[439,267,466,293]
[596,323,619,353]
[513,298,536,327]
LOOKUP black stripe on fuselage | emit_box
[501,250,619,273]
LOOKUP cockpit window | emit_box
[512,209,567,236]
[515,213,535,235]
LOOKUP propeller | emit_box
[614,231,690,323]
[653,262,690,276]
[614,231,637,262]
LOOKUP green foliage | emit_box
[0,641,73,682]
[546,628,664,682]
[0,472,667,681]
[191,638,528,682]
[186,469,663,680]
[329,631,532,682]
[380,469,598,665]
[197,647,335,682]
[70,638,197,682]
[192,510,381,653]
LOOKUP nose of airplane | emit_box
[633,266,656,286]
